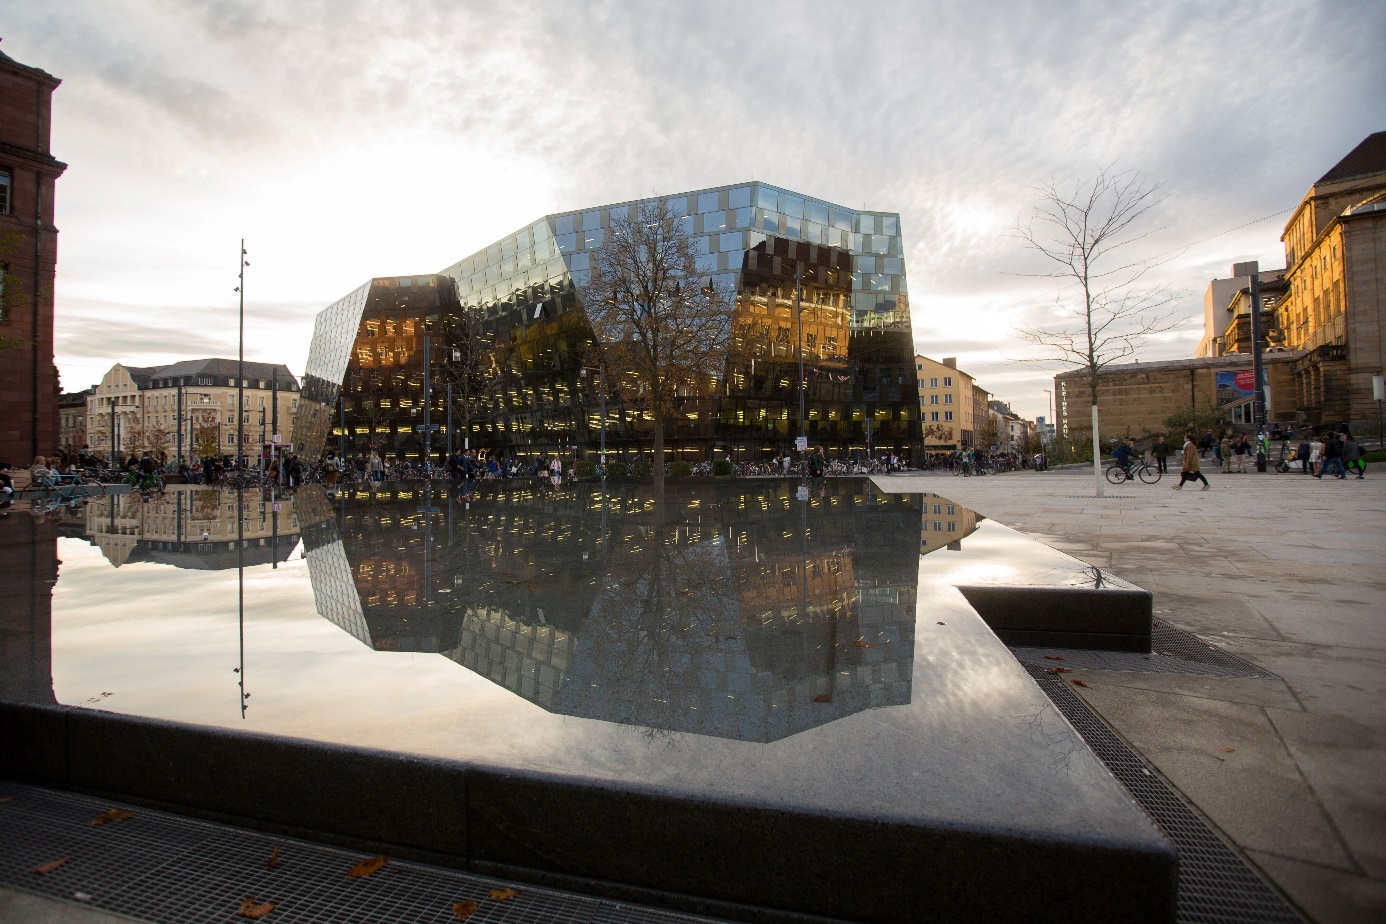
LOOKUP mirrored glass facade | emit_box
[294,183,920,462]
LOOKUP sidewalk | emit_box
[879,466,1386,924]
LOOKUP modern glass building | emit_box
[293,182,920,462]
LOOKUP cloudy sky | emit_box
[8,0,1385,419]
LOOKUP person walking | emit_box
[1296,437,1313,476]
[1173,432,1210,490]
[1152,435,1171,475]
[370,451,384,482]
[1310,434,1325,478]
[1233,435,1251,473]
[1343,431,1365,479]
[1323,432,1347,479]
[1218,433,1232,473]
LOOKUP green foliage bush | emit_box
[712,459,734,477]
[667,460,693,477]
[631,460,653,479]
[605,460,628,479]
[574,460,597,479]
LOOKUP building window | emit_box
[0,169,9,214]
[929,377,938,388]
[930,411,939,422]
[929,394,939,405]
[944,411,954,421]
[943,376,952,387]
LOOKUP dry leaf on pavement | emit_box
[1071,679,1091,688]
[32,857,71,875]
[265,846,279,869]
[1044,655,1065,661]
[236,896,276,918]
[0,796,12,803]
[347,855,387,878]
[810,693,831,703]
[489,887,521,901]
[88,809,134,826]
[451,900,478,920]
[1045,667,1073,674]
[1220,746,1235,753]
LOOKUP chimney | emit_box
[942,357,957,369]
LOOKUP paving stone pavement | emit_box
[877,465,1386,924]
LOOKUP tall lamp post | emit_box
[794,263,806,453]
[234,240,248,470]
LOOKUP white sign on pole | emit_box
[272,434,282,444]
[1374,374,1385,402]
[795,436,808,452]
[796,485,809,501]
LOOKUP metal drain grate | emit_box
[0,783,733,924]
[1012,621,1275,678]
[1024,664,1303,924]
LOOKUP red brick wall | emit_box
[0,53,64,468]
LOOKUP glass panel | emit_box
[692,235,711,254]
[806,221,826,244]
[703,211,727,233]
[883,257,902,275]
[882,215,899,235]
[809,201,829,225]
[754,187,777,211]
[697,192,720,213]
[567,252,590,272]
[784,221,801,240]
[501,237,516,258]
[554,233,578,253]
[583,228,605,249]
[831,208,852,231]
[582,210,602,231]
[857,214,876,234]
[780,195,804,219]
[724,250,744,270]
[696,253,718,273]
[555,214,575,235]
[856,255,876,273]
[608,205,628,222]
[733,207,752,228]
[678,215,694,235]
[757,210,777,232]
[871,236,889,254]
[487,244,502,265]
[869,274,891,291]
[532,220,551,241]
[665,196,688,217]
[719,231,743,251]
[728,186,751,209]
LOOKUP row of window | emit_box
[927,411,954,422]
[924,394,954,405]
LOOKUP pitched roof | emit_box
[143,358,299,388]
[1317,132,1386,185]
[123,365,161,387]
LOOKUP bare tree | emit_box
[1012,167,1180,495]
[582,201,736,493]
[438,309,497,454]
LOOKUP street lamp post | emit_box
[423,333,432,471]
[235,240,248,471]
[795,263,806,452]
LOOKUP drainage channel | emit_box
[0,783,737,924]
[1023,663,1303,924]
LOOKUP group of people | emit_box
[1290,431,1367,479]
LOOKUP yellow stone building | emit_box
[914,355,986,450]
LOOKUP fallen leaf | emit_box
[1071,679,1091,688]
[452,899,479,920]
[0,796,12,803]
[1159,650,1175,656]
[33,857,71,875]
[853,639,877,648]
[88,809,134,826]
[811,693,831,703]
[680,589,694,596]
[489,887,522,901]
[347,855,387,878]
[1045,666,1073,674]
[936,621,946,626]
[1220,746,1235,753]
[1044,656,1065,661]
[265,846,279,869]
[236,896,276,918]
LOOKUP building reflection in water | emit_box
[75,491,301,570]
[298,480,927,743]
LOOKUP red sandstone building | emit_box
[0,44,65,466]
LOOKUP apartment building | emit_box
[914,355,979,449]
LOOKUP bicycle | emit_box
[124,470,166,494]
[1105,459,1162,484]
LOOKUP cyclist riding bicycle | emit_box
[1112,438,1137,479]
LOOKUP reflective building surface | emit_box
[293,183,920,462]
[300,479,918,742]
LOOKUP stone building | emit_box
[58,388,90,456]
[914,355,980,449]
[0,45,65,466]
[1054,353,1303,441]
[1275,131,1386,428]
[85,358,300,463]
